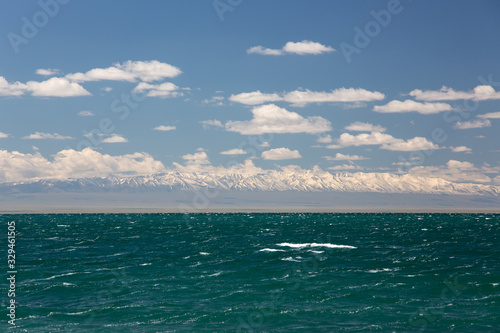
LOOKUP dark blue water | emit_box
[1,213,499,332]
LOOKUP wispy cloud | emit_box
[409,85,500,101]
[323,153,369,161]
[344,121,386,132]
[454,119,491,130]
[229,88,385,107]
[102,134,128,143]
[220,148,246,155]
[374,100,453,114]
[35,68,60,76]
[247,40,335,56]
[154,125,176,131]
[78,111,94,117]
[22,132,73,140]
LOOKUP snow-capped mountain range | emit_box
[2,170,499,196]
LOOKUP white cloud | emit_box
[316,135,333,144]
[477,111,500,119]
[259,142,270,147]
[0,132,9,138]
[409,85,500,101]
[225,104,331,135]
[373,100,453,114]
[200,119,224,129]
[0,77,26,96]
[408,160,492,183]
[28,77,91,97]
[229,88,385,107]
[0,148,166,183]
[102,87,113,92]
[262,148,302,160]
[65,60,182,83]
[78,111,94,116]
[328,132,440,151]
[154,125,176,131]
[450,146,472,153]
[220,148,246,155]
[35,68,60,76]
[329,132,399,148]
[182,151,210,165]
[324,153,368,161]
[327,164,363,171]
[22,132,73,140]
[0,76,90,97]
[247,40,335,56]
[381,137,440,151]
[247,46,284,56]
[344,121,386,132]
[102,134,127,143]
[202,96,225,106]
[133,82,182,98]
[454,119,491,129]
[229,91,282,105]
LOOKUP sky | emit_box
[1,0,500,185]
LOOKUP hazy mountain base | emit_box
[1,190,499,213]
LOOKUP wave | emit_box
[276,242,357,249]
[258,248,286,252]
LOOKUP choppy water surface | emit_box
[1,213,499,332]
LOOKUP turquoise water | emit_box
[1,213,499,332]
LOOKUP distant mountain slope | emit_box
[1,170,499,196]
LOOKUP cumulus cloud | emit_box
[102,134,127,143]
[154,125,176,131]
[35,68,60,76]
[0,148,166,183]
[225,104,331,135]
[408,160,492,183]
[344,121,386,132]
[409,85,500,101]
[0,132,9,138]
[78,111,94,116]
[323,153,368,161]
[261,148,302,160]
[450,146,472,153]
[454,119,491,129]
[373,100,453,114]
[477,111,500,119]
[65,60,182,83]
[22,132,73,140]
[182,151,210,165]
[328,132,440,151]
[247,40,335,56]
[200,119,224,129]
[0,76,90,97]
[220,148,246,155]
[316,135,333,144]
[229,88,385,107]
[133,82,182,98]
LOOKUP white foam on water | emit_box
[276,242,357,249]
[199,252,210,255]
[259,248,286,252]
[140,263,152,266]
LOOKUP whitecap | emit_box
[276,242,356,249]
[199,252,210,255]
[258,248,286,252]
[140,263,152,266]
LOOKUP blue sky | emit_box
[1,0,500,184]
